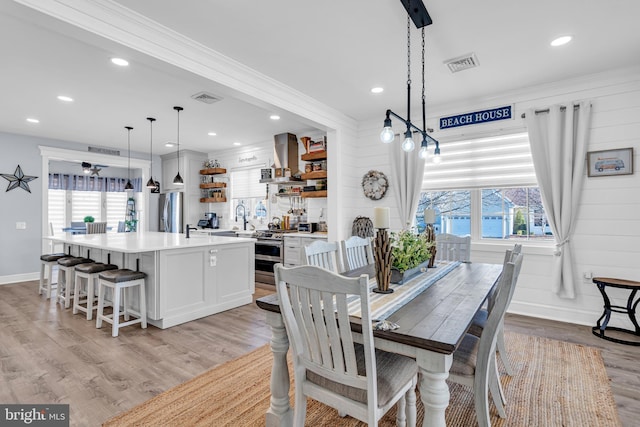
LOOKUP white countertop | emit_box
[45,231,255,253]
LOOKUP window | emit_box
[230,167,268,225]
[48,189,66,234]
[71,191,102,222]
[106,192,128,229]
[416,131,552,241]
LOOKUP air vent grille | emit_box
[191,91,223,104]
[444,53,479,73]
[88,146,120,156]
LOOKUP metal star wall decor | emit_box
[90,165,102,176]
[1,165,38,193]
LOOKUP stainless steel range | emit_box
[254,230,287,285]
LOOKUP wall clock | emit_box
[361,170,388,200]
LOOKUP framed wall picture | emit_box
[587,147,633,177]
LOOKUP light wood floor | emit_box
[1,280,638,426]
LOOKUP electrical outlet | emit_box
[16,222,26,230]
[583,271,593,280]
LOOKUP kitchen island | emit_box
[46,232,255,329]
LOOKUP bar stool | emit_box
[39,253,70,299]
[96,269,147,337]
[57,256,93,308]
[73,262,118,320]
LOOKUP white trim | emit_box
[39,145,151,253]
[508,301,596,327]
[0,272,39,285]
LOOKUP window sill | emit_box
[471,240,555,256]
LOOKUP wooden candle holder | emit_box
[374,228,393,294]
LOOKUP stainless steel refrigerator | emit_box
[159,191,184,233]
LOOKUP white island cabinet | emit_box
[46,232,255,329]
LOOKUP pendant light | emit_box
[124,126,134,190]
[379,0,441,163]
[172,106,184,185]
[145,117,157,189]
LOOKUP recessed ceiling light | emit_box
[233,142,241,146]
[270,115,280,120]
[165,142,175,147]
[550,36,572,47]
[111,57,129,66]
[26,118,40,123]
[57,95,73,102]
[207,132,217,136]
[371,87,384,94]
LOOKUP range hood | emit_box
[260,133,302,183]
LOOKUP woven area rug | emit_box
[103,332,621,427]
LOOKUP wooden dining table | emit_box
[256,261,502,427]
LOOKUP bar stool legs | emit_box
[39,253,69,299]
[96,269,147,337]
[73,262,118,320]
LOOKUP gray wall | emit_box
[0,131,160,280]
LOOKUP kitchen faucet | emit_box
[235,202,248,231]
[185,224,198,238]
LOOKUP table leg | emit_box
[265,310,293,427]
[416,349,453,427]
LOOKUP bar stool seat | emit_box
[73,262,118,320]
[39,253,70,299]
[96,269,147,337]
[57,257,93,308]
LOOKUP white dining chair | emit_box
[435,233,471,262]
[449,252,524,427]
[274,263,418,426]
[304,240,342,273]
[86,222,107,234]
[340,236,374,271]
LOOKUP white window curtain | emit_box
[390,140,425,229]
[525,101,592,299]
[48,174,142,192]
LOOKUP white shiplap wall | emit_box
[348,66,640,327]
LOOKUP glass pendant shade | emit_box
[401,131,415,152]
[433,146,442,164]
[380,126,395,143]
[419,145,428,159]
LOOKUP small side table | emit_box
[592,277,640,346]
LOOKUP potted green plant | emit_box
[83,216,95,223]
[390,229,434,284]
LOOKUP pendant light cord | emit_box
[421,27,426,132]
[406,13,411,129]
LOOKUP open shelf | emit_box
[199,182,227,189]
[300,190,327,198]
[200,167,227,175]
[301,171,327,180]
[200,197,227,203]
[301,151,327,161]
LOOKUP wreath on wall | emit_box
[361,170,388,200]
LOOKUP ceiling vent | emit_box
[191,91,223,104]
[88,146,120,156]
[444,53,479,73]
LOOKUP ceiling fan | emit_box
[81,161,109,176]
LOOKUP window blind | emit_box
[422,132,536,190]
[71,191,101,222]
[48,189,66,234]
[230,167,266,199]
[106,192,127,229]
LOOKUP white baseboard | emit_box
[508,300,597,327]
[0,272,39,285]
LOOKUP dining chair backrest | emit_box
[340,236,374,271]
[304,240,342,273]
[273,264,381,424]
[70,221,86,229]
[86,222,107,234]
[435,233,471,262]
[117,221,126,233]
